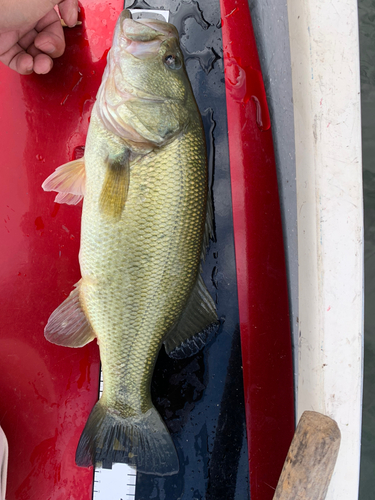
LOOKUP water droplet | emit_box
[201,107,216,192]
[211,266,218,289]
[60,71,84,105]
[51,203,60,218]
[184,46,219,74]
[170,0,210,32]
[225,57,270,130]
[35,216,44,231]
[225,7,239,19]
[251,95,264,130]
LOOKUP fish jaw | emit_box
[120,16,179,59]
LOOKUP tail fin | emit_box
[75,401,179,476]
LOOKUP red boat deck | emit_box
[0,1,294,498]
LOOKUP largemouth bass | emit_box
[42,10,217,475]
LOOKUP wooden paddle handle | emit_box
[272,411,341,500]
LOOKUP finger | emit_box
[34,11,65,59]
[5,48,34,75]
[12,29,55,74]
[0,30,35,74]
[0,31,20,58]
[18,29,38,52]
[23,41,54,75]
[34,29,65,58]
[58,0,79,28]
[19,25,63,62]
[26,41,43,59]
[33,53,53,74]
[0,0,60,33]
[1,31,54,75]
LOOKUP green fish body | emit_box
[42,10,217,475]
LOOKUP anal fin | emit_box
[42,157,85,205]
[164,275,218,359]
[45,281,95,348]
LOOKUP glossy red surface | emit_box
[220,1,295,499]
[0,1,124,498]
[1,1,294,498]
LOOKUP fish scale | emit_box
[81,119,206,412]
[85,125,206,412]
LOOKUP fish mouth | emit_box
[117,9,178,59]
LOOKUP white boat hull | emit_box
[287,0,363,497]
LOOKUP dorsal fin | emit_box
[164,275,218,359]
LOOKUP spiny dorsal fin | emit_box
[99,150,130,219]
[164,275,218,359]
[42,157,85,205]
[44,281,95,348]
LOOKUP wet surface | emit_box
[0,2,120,498]
[126,1,249,499]
[0,0,249,498]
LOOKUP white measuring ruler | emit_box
[129,9,169,22]
[93,465,137,499]
[92,8,170,499]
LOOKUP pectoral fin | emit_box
[164,275,219,359]
[99,150,130,219]
[44,281,95,348]
[42,158,85,205]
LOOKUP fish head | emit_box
[97,10,195,149]
[118,13,186,97]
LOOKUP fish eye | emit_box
[164,54,181,70]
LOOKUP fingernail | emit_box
[42,43,55,54]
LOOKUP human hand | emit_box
[0,0,79,75]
